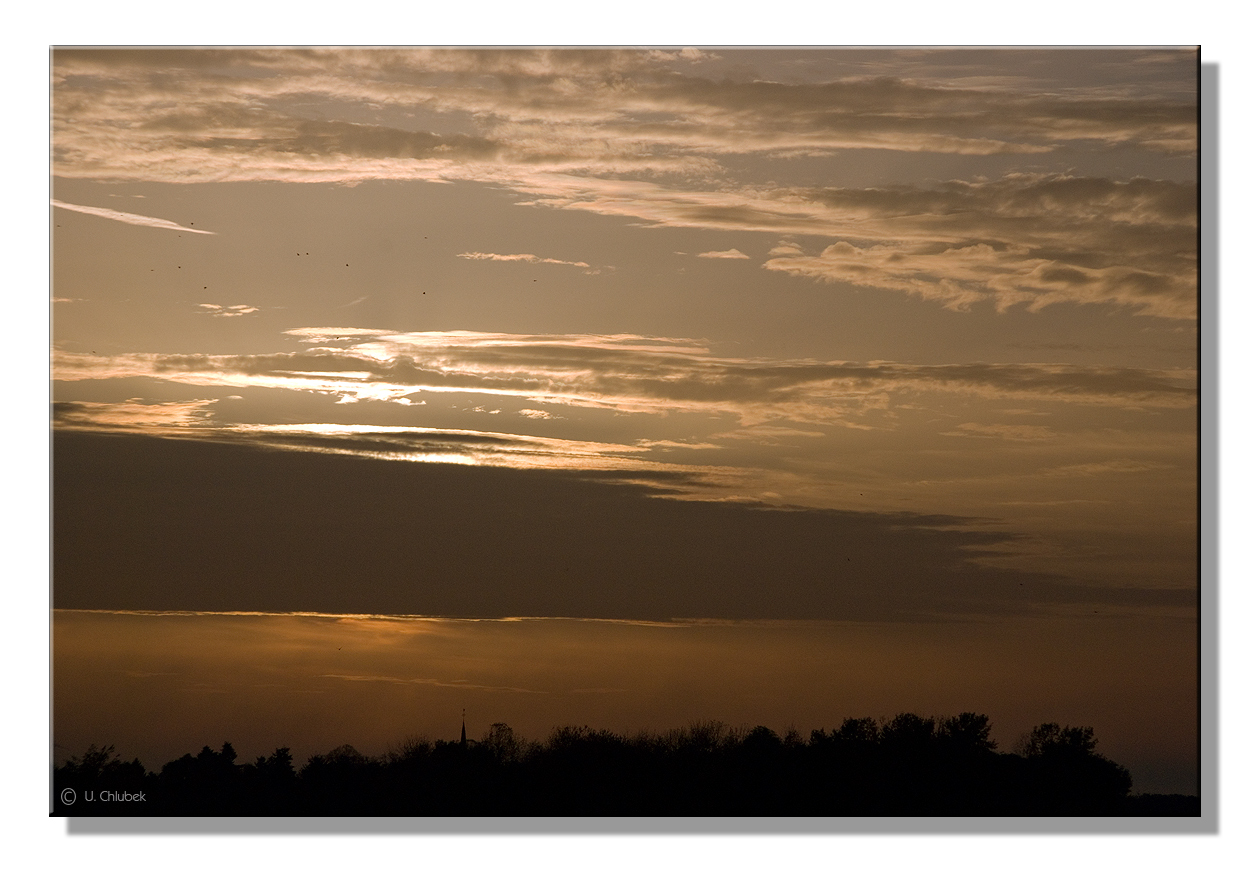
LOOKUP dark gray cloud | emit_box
[53,431,1185,621]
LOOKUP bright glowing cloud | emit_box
[52,407,740,494]
[52,331,1195,427]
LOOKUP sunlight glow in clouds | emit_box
[51,405,733,489]
[52,332,1195,426]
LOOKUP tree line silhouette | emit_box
[52,713,1197,816]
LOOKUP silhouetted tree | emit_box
[939,712,996,753]
[53,744,150,815]
[1016,723,1133,814]
[241,747,297,813]
[481,722,526,764]
[55,712,1190,817]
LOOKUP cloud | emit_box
[760,174,1196,319]
[51,199,214,234]
[696,249,750,259]
[55,429,1190,620]
[197,303,259,317]
[458,251,597,272]
[503,171,1194,318]
[49,50,1193,319]
[50,399,730,493]
[54,398,217,429]
[1042,459,1170,477]
[712,425,831,445]
[768,241,805,256]
[942,422,1056,441]
[50,49,1195,189]
[47,48,1195,187]
[53,331,1196,432]
[320,673,545,693]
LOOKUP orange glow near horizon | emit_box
[52,609,1197,795]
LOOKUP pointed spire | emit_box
[460,708,467,748]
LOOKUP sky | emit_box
[50,47,1198,798]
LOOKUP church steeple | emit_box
[460,708,467,748]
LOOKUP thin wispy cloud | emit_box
[1042,459,1171,477]
[51,199,214,234]
[759,174,1197,319]
[519,172,1196,319]
[320,673,546,694]
[458,251,597,272]
[197,303,259,317]
[941,422,1057,441]
[697,249,750,259]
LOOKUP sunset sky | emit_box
[50,47,1199,798]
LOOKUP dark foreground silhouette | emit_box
[52,713,1198,817]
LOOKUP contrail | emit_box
[52,199,215,234]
